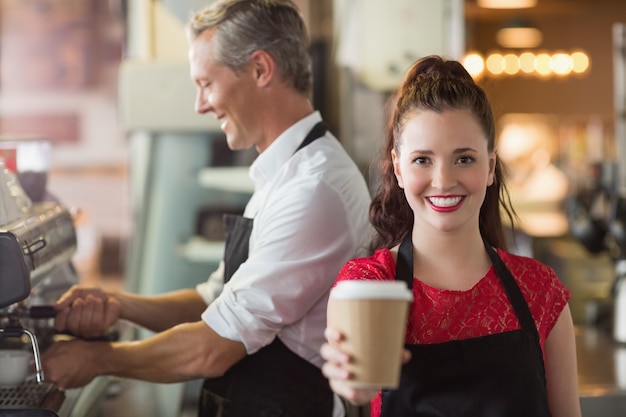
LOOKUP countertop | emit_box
[576,325,626,397]
[576,325,626,416]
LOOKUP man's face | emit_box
[189,29,260,151]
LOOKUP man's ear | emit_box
[249,50,274,88]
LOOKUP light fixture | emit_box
[496,18,543,49]
[461,51,591,79]
[477,0,537,8]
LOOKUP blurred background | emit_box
[1,0,626,416]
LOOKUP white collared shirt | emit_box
[197,111,372,368]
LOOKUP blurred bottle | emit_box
[615,260,626,343]
[0,137,51,203]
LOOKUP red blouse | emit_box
[335,248,571,417]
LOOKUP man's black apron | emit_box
[380,232,552,417]
[198,122,334,417]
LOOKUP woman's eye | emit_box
[412,156,430,165]
[457,156,475,164]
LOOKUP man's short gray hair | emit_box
[187,0,312,95]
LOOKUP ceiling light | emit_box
[464,51,591,78]
[477,0,537,9]
[462,53,485,78]
[496,18,543,49]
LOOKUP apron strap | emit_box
[223,215,255,283]
[396,232,413,290]
[483,241,540,337]
[294,121,327,153]
[222,120,328,283]
[396,232,540,337]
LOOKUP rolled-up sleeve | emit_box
[196,261,225,305]
[202,175,357,354]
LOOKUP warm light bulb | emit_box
[503,54,520,75]
[535,53,552,76]
[519,52,536,73]
[463,53,485,78]
[486,54,506,75]
[551,53,573,76]
[477,0,537,8]
[571,51,590,73]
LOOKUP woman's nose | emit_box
[431,164,457,190]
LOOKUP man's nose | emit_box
[195,90,212,114]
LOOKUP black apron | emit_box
[199,121,334,417]
[380,233,552,417]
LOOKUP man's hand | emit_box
[41,339,102,390]
[54,286,121,339]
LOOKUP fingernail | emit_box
[327,328,340,341]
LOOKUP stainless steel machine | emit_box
[0,162,109,416]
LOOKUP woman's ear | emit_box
[249,50,274,88]
[487,150,497,186]
[392,149,404,189]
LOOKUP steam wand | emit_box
[0,326,45,384]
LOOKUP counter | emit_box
[576,325,626,415]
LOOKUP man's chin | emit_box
[225,136,250,152]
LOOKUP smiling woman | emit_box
[320,55,582,417]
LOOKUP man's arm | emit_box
[55,287,208,337]
[42,320,246,389]
[117,289,208,332]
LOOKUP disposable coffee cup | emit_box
[327,280,413,388]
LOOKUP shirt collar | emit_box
[249,111,323,188]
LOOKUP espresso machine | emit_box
[0,155,109,416]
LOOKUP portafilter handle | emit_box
[27,305,58,319]
[0,325,45,384]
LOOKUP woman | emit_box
[321,56,581,417]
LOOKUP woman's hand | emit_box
[320,327,380,405]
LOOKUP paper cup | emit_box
[0,349,34,387]
[328,280,413,388]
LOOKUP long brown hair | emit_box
[369,55,517,251]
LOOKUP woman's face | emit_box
[392,109,496,236]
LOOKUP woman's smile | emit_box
[426,195,465,212]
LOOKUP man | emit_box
[41,1,372,416]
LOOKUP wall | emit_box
[0,0,130,279]
[468,2,626,121]
[466,1,626,318]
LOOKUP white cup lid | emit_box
[330,280,413,301]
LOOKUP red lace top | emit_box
[335,248,571,417]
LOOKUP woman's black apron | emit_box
[380,233,552,417]
[198,122,334,417]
